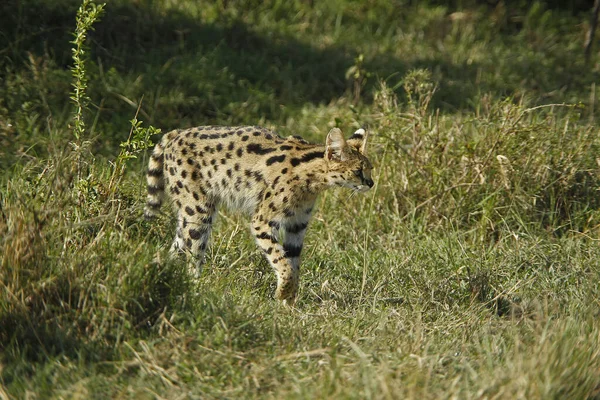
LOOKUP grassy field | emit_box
[2,0,600,398]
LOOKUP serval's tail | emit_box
[144,131,174,219]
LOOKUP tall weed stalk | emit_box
[70,0,105,181]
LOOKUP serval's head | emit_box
[324,128,374,192]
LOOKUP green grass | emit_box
[2,0,600,398]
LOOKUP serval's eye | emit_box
[353,169,362,178]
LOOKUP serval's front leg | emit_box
[251,208,299,304]
[281,206,311,272]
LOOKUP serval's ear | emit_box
[325,128,349,161]
[347,128,369,156]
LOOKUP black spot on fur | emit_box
[247,143,275,155]
[290,151,324,167]
[147,184,163,195]
[266,154,286,165]
[283,244,303,258]
[256,232,277,243]
[148,168,162,177]
[269,220,280,229]
[189,228,202,240]
[253,171,264,181]
[292,135,308,143]
[285,222,308,234]
[196,205,207,214]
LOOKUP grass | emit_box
[2,0,600,398]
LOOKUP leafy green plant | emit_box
[108,114,159,195]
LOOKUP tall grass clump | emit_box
[373,70,600,239]
[0,0,182,382]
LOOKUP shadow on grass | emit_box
[2,1,356,132]
[0,1,596,146]
[0,1,479,135]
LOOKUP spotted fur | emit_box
[145,126,373,304]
